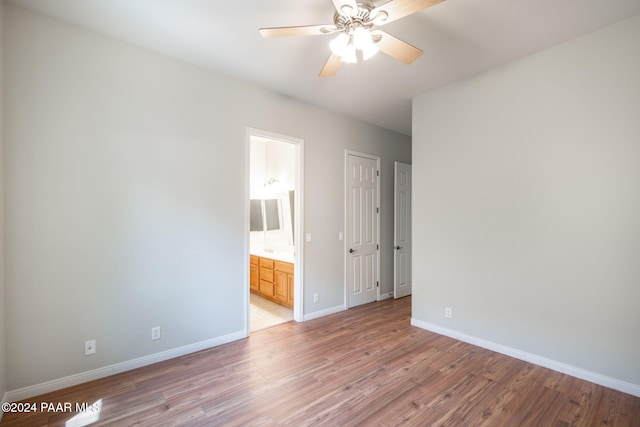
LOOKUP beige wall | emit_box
[3,3,410,393]
[412,14,640,391]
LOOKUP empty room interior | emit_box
[0,0,639,425]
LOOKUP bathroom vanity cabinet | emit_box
[250,255,294,308]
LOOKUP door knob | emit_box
[349,248,357,253]
[395,246,402,250]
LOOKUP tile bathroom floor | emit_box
[250,293,293,332]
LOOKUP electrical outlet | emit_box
[313,293,319,303]
[445,307,452,319]
[84,340,96,356]
[151,326,161,341]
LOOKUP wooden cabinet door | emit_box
[274,261,294,308]
[250,264,259,291]
[287,273,294,306]
[274,270,288,303]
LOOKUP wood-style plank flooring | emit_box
[2,297,639,426]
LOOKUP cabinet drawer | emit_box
[260,267,274,283]
[250,255,259,266]
[259,258,274,269]
[260,280,274,296]
[274,261,294,275]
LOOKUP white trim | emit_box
[411,318,640,398]
[3,331,245,404]
[244,130,252,338]
[1,392,8,421]
[294,139,304,322]
[344,150,381,308]
[378,292,394,301]
[303,304,346,321]
[246,128,305,324]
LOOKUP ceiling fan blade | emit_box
[372,30,423,64]
[259,24,336,38]
[332,0,358,17]
[370,0,446,25]
[319,54,342,77]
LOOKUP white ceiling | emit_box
[8,0,640,136]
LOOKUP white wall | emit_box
[0,0,7,403]
[413,15,640,390]
[250,138,296,199]
[3,4,410,392]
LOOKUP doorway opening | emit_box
[246,128,303,334]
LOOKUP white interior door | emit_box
[394,162,412,299]
[346,153,379,308]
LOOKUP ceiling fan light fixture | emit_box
[329,32,350,57]
[353,27,371,49]
[341,44,357,63]
[353,27,378,61]
[361,42,379,61]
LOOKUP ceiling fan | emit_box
[259,0,446,77]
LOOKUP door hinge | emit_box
[377,281,379,287]
[377,244,379,250]
[376,170,379,177]
[376,207,379,213]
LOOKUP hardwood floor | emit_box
[2,297,639,426]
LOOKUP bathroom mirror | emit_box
[264,199,281,231]
[250,199,264,232]
[250,192,294,246]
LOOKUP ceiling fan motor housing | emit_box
[334,3,375,31]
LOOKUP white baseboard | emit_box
[1,391,7,421]
[378,292,394,301]
[3,330,246,404]
[303,304,345,321]
[411,318,640,398]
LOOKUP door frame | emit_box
[344,150,381,308]
[245,127,304,336]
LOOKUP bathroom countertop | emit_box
[250,248,295,264]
